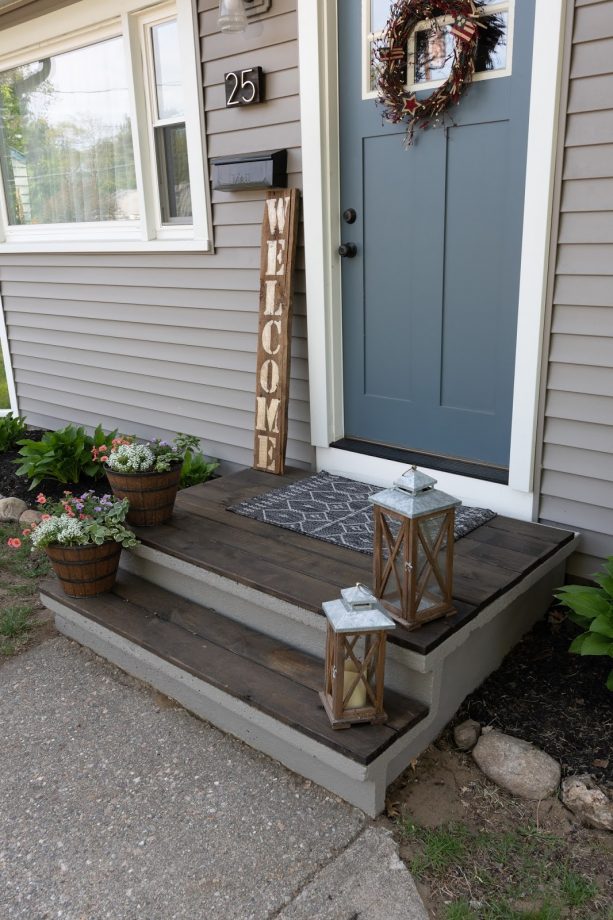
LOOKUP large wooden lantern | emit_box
[320,583,395,730]
[369,467,460,630]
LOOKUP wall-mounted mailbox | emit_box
[211,149,287,192]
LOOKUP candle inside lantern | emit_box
[343,658,367,709]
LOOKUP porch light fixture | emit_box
[369,467,460,630]
[320,583,395,730]
[218,0,248,32]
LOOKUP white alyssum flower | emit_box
[31,515,88,547]
[106,443,155,473]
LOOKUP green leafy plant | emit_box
[555,557,613,691]
[14,423,117,488]
[175,433,219,488]
[0,412,27,453]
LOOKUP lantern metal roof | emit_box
[322,583,395,633]
[369,466,460,519]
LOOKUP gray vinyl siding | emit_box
[537,0,613,578]
[0,0,313,472]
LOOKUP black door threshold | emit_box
[330,438,509,485]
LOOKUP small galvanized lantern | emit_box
[320,583,395,730]
[369,467,460,630]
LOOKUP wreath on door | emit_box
[375,0,505,144]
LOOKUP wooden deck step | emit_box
[126,468,576,657]
[40,571,428,767]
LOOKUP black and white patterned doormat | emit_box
[228,471,496,555]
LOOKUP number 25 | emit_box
[227,68,257,105]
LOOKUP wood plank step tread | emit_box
[41,571,428,766]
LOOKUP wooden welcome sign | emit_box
[253,188,300,474]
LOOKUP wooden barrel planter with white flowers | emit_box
[45,542,122,597]
[105,465,182,527]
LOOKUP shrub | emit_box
[0,412,27,453]
[555,557,613,691]
[14,423,118,489]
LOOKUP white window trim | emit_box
[0,0,213,253]
[298,0,567,519]
[0,288,18,416]
[362,0,514,100]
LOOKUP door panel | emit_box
[338,0,535,468]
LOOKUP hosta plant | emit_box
[15,424,118,488]
[555,557,613,691]
[0,412,27,453]
[8,490,139,550]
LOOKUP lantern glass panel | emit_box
[340,633,371,709]
[415,512,448,612]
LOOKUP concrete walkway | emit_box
[0,637,428,920]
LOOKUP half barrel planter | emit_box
[45,542,122,597]
[105,465,182,527]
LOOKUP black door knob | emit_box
[338,242,357,258]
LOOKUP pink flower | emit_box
[36,493,47,504]
[41,514,51,521]
[98,444,108,453]
[22,529,31,536]
[100,456,109,463]
[7,537,22,548]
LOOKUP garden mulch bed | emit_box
[453,610,612,787]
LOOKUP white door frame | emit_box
[297,0,567,519]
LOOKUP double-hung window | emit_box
[0,0,211,251]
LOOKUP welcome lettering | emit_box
[253,189,300,474]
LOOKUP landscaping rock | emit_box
[454,719,481,751]
[561,775,613,831]
[0,496,28,522]
[472,730,561,800]
[19,509,44,527]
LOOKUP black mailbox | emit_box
[211,149,287,191]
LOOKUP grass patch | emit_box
[0,603,35,654]
[0,523,51,580]
[397,817,607,919]
[0,523,51,658]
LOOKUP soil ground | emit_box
[2,442,611,918]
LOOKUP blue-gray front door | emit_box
[338,1,535,469]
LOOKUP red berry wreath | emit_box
[375,0,504,144]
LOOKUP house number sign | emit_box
[253,188,300,474]
[225,66,264,107]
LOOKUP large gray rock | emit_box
[472,730,561,800]
[19,509,44,527]
[0,497,28,522]
[561,775,613,831]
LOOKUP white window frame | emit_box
[362,0,514,100]
[0,290,18,416]
[0,0,213,253]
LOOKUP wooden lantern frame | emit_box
[372,503,456,629]
[320,625,389,730]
